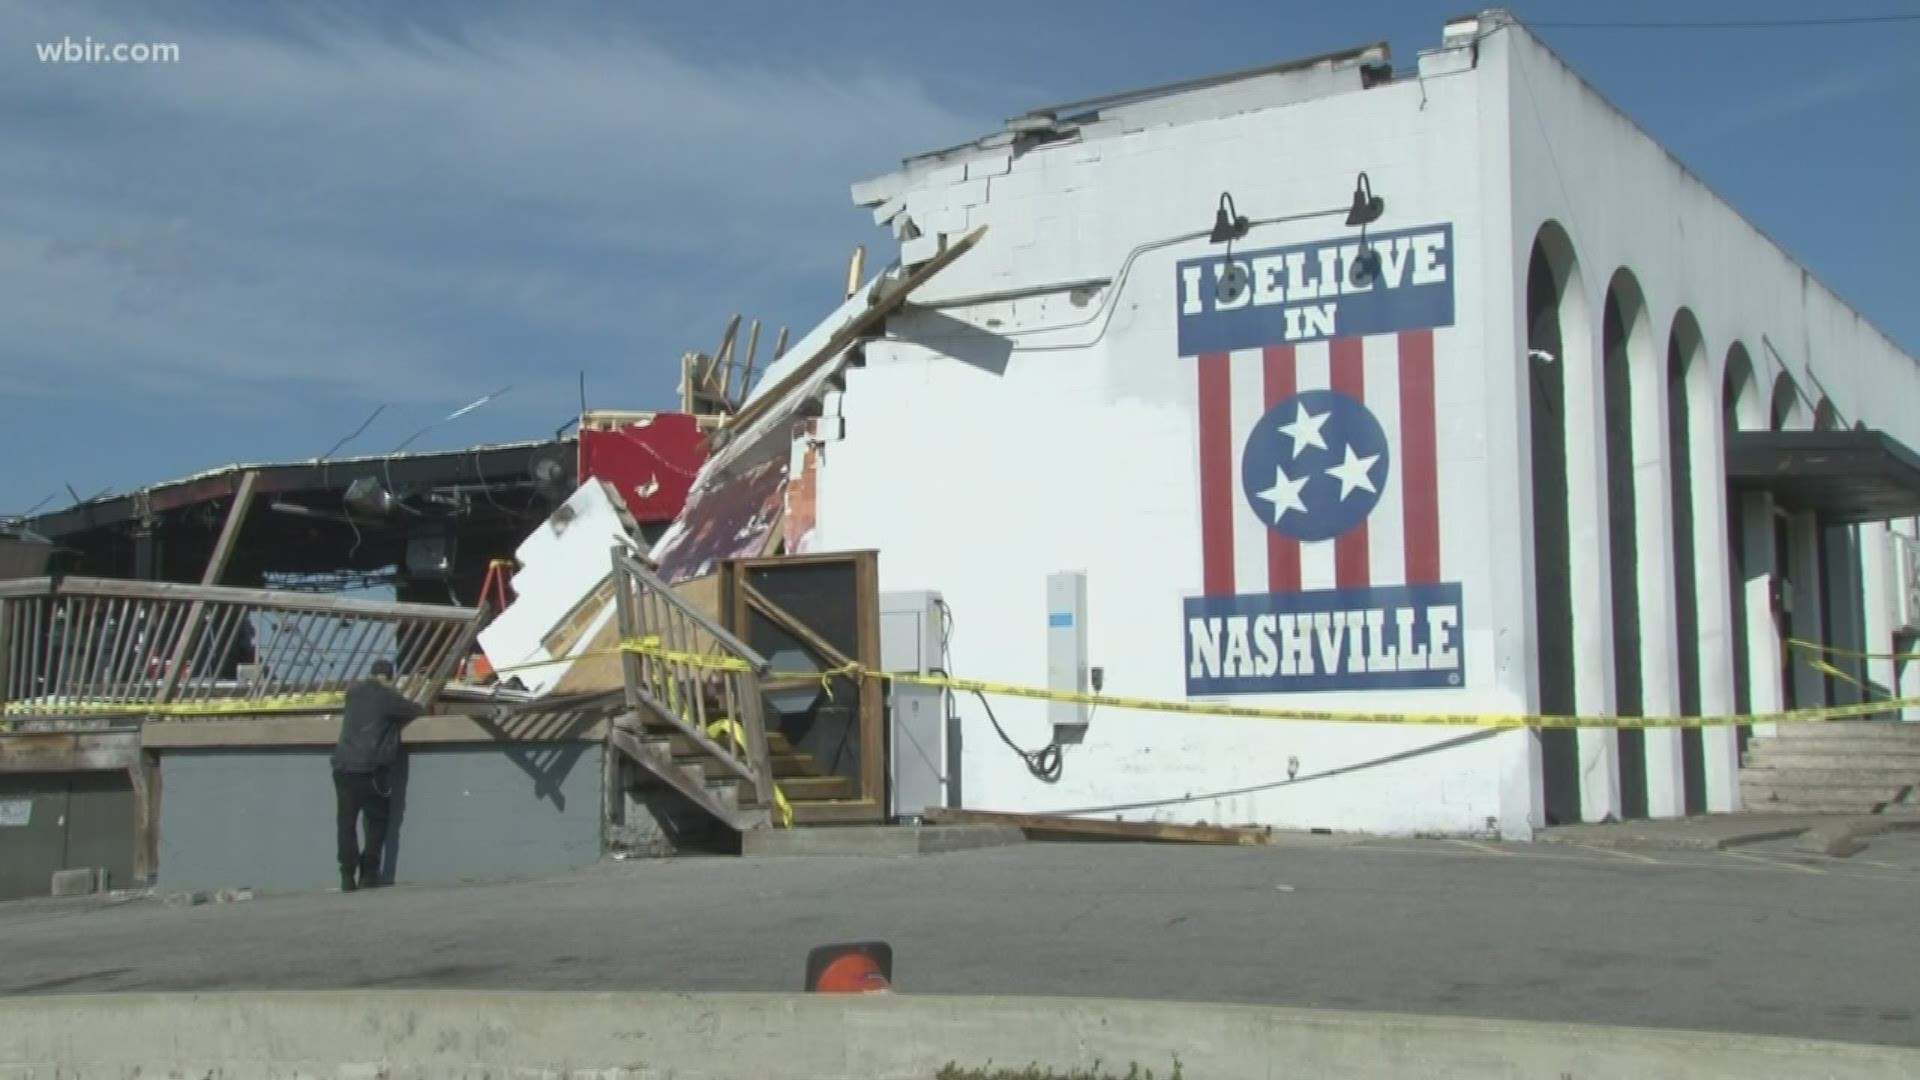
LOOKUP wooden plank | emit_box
[924,808,1275,847]
[618,553,769,669]
[157,470,260,704]
[412,604,490,707]
[617,691,760,786]
[739,581,859,671]
[49,576,477,620]
[609,727,756,830]
[140,712,611,749]
[844,246,866,300]
[788,798,885,825]
[200,470,259,587]
[0,596,13,711]
[779,774,856,801]
[716,225,987,445]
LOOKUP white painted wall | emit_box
[1491,16,1920,796]
[814,39,1543,839]
[802,14,1919,838]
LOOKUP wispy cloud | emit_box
[1708,63,1908,135]
[0,0,980,418]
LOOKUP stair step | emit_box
[1764,722,1920,745]
[1744,747,1920,768]
[655,730,793,757]
[1739,780,1920,809]
[1740,764,1920,786]
[778,775,858,801]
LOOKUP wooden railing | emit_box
[0,576,484,720]
[610,549,776,808]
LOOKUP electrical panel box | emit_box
[1047,570,1089,745]
[880,590,952,822]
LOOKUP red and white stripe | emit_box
[1195,331,1441,596]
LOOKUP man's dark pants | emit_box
[332,768,391,889]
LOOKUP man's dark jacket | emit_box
[331,679,426,773]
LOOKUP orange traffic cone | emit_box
[805,942,893,993]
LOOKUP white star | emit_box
[1276,404,1330,459]
[1255,465,1309,523]
[1325,445,1381,501]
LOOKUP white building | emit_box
[772,10,1920,839]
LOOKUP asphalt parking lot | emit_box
[4,831,1917,1048]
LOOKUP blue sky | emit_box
[1,0,1915,515]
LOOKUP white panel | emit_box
[1293,343,1337,591]
[1228,348,1270,594]
[1362,333,1407,589]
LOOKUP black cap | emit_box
[371,659,395,679]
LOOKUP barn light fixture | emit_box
[1346,173,1387,287]
[1345,172,1385,227]
[1209,192,1251,244]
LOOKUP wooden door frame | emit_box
[721,551,884,823]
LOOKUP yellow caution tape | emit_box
[705,717,793,829]
[617,637,1917,731]
[1788,637,1920,663]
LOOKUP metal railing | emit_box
[610,549,776,808]
[0,577,484,720]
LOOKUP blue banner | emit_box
[1176,224,1455,356]
[1184,582,1465,696]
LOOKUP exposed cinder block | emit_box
[50,868,103,897]
[900,234,943,267]
[920,208,971,237]
[870,195,907,226]
[966,152,1013,180]
[925,162,969,188]
[849,173,905,207]
[947,178,990,208]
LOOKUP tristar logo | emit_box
[1185,584,1463,694]
[1175,225,1454,356]
[1182,222,1465,697]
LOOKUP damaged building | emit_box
[657,10,1920,840]
[7,9,1920,900]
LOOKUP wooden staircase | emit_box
[605,550,812,833]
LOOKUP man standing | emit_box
[331,659,424,891]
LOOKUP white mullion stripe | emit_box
[1294,342,1337,591]
[1362,333,1407,589]
[1228,347,1271,595]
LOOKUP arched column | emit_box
[1726,346,1780,741]
[1601,270,1685,818]
[1772,374,1825,716]
[1669,310,1740,812]
[1525,223,1618,823]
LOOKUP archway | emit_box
[1602,271,1649,817]
[1723,344,1765,756]
[1526,223,1586,825]
[1666,310,1708,814]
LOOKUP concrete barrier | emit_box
[3,991,1917,1079]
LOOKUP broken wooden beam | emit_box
[924,807,1274,847]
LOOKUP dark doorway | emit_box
[1527,228,1580,825]
[1667,321,1706,815]
[1603,283,1647,820]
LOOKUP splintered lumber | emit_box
[924,807,1274,847]
[716,225,986,445]
[844,245,866,300]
